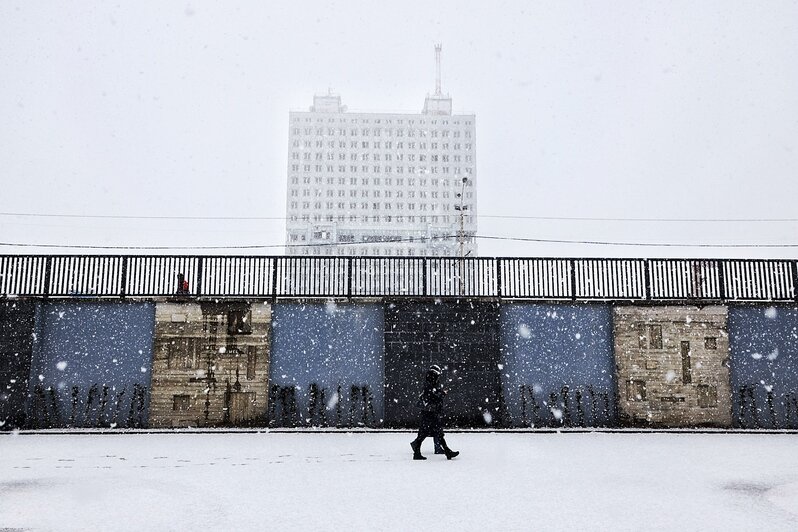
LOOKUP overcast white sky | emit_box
[1,1,797,257]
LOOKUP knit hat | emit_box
[429,364,443,375]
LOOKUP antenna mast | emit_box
[434,44,442,95]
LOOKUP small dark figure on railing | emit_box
[176,273,190,295]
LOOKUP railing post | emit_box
[643,259,651,301]
[195,257,203,298]
[120,256,128,299]
[569,259,577,301]
[422,257,428,297]
[717,260,726,302]
[792,260,798,303]
[347,257,353,301]
[496,258,502,299]
[271,257,279,304]
[42,256,52,298]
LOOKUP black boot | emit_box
[410,439,426,460]
[439,438,459,460]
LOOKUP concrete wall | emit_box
[270,302,384,427]
[28,302,155,428]
[728,305,798,429]
[500,304,616,428]
[613,306,732,427]
[5,296,796,431]
[384,300,503,428]
[149,302,271,428]
[0,301,36,430]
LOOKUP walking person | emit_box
[410,364,459,460]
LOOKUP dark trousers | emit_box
[413,411,448,452]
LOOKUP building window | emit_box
[681,341,692,384]
[705,337,717,350]
[627,380,647,402]
[173,395,191,411]
[228,310,252,335]
[246,346,257,380]
[697,385,718,408]
[638,324,663,349]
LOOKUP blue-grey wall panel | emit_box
[270,302,384,427]
[500,304,616,427]
[729,305,798,428]
[28,302,155,428]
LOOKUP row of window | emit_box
[292,115,473,126]
[288,246,472,257]
[638,324,717,351]
[627,380,718,408]
[288,214,475,224]
[291,149,473,161]
[290,176,474,188]
[289,164,474,175]
[292,127,472,138]
[290,189,474,200]
[288,202,474,212]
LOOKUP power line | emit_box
[1,233,798,250]
[475,235,798,248]
[1,211,797,223]
[479,215,798,223]
[0,212,286,221]
[0,234,463,250]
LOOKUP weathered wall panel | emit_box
[149,302,271,428]
[270,302,384,427]
[728,305,798,428]
[500,304,616,427]
[614,306,732,427]
[28,302,154,428]
[0,301,36,430]
[384,300,502,428]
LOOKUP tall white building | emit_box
[285,46,477,257]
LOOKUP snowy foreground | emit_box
[2,432,798,531]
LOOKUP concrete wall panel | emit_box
[728,305,798,429]
[28,302,154,428]
[614,306,732,427]
[500,304,616,427]
[149,302,271,428]
[270,302,383,427]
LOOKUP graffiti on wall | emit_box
[270,302,384,427]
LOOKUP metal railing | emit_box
[0,255,795,302]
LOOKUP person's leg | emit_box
[410,434,427,460]
[411,417,429,460]
[433,435,444,454]
[437,430,459,460]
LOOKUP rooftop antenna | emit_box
[434,43,442,96]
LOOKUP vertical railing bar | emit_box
[120,256,128,298]
[43,256,52,298]
[569,259,576,301]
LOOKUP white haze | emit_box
[1,1,797,257]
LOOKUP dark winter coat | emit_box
[417,372,446,414]
[416,371,446,438]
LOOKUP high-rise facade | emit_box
[285,47,477,257]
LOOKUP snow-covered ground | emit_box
[2,432,798,531]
